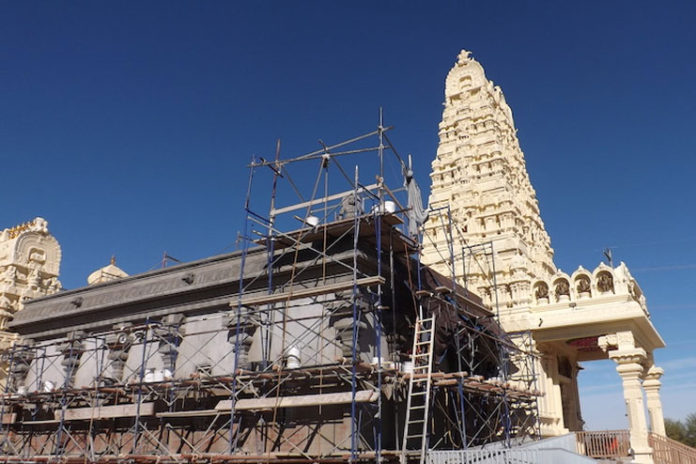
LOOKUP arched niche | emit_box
[553,277,571,302]
[596,270,614,295]
[574,274,592,299]
[533,281,550,304]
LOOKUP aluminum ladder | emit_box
[401,315,436,464]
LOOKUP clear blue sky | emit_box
[2,1,695,429]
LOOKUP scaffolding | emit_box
[0,118,539,464]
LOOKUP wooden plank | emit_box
[215,390,378,411]
[157,409,223,418]
[236,276,385,307]
[55,402,155,421]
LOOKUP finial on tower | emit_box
[457,50,472,64]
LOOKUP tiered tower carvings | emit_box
[0,217,62,348]
[422,50,555,310]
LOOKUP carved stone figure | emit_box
[0,294,12,311]
[535,282,549,300]
[28,268,41,289]
[339,194,363,219]
[46,277,61,293]
[3,266,17,285]
[576,276,591,296]
[28,217,48,234]
[554,279,570,300]
[597,272,614,294]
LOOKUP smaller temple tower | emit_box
[0,218,62,348]
[87,256,128,285]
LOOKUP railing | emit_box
[428,448,595,464]
[650,432,696,464]
[575,429,631,459]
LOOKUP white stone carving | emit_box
[422,50,555,309]
[423,51,666,452]
[0,218,62,341]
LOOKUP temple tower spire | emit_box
[422,50,555,309]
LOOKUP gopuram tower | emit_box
[422,51,667,464]
[422,50,555,311]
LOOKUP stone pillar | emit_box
[643,365,666,436]
[226,311,255,370]
[609,348,653,464]
[536,349,568,437]
[329,291,370,362]
[59,331,85,388]
[8,339,34,393]
[155,314,185,376]
[105,323,135,384]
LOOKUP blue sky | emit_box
[2,2,695,429]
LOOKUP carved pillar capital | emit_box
[609,347,647,373]
[642,365,663,385]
